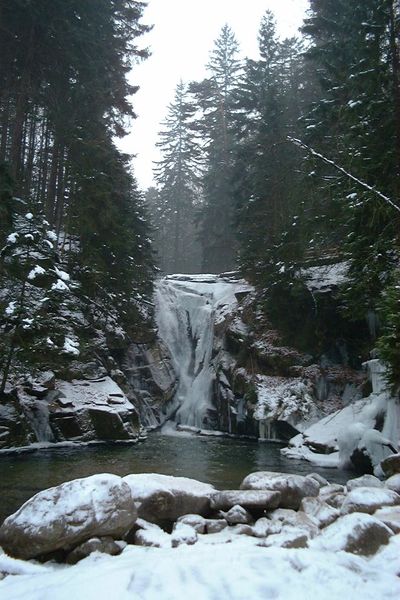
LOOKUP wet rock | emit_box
[0,474,137,560]
[341,487,400,515]
[300,497,340,528]
[381,454,400,477]
[210,490,281,512]
[310,513,393,556]
[66,537,123,565]
[346,474,383,491]
[240,471,319,509]
[124,474,214,523]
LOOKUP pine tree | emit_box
[192,25,242,273]
[153,81,203,273]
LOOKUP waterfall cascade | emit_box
[155,274,250,430]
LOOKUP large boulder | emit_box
[0,474,136,559]
[123,473,214,523]
[341,486,400,515]
[240,471,319,509]
[210,490,281,512]
[310,513,393,556]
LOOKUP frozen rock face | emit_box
[50,378,140,442]
[0,474,136,559]
[310,513,393,556]
[154,275,252,431]
[240,471,319,510]
[123,473,214,523]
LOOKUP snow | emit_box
[1,536,400,600]
[51,279,69,292]
[62,337,80,356]
[54,267,70,282]
[254,376,316,429]
[300,261,349,293]
[310,512,392,552]
[6,232,18,244]
[27,265,46,280]
[46,231,57,242]
[25,212,33,220]
[5,301,17,316]
[56,378,133,414]
[123,473,214,501]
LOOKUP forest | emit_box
[1,2,400,598]
[1,0,399,394]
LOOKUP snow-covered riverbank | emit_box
[1,468,400,599]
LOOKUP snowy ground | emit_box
[1,532,399,600]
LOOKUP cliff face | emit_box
[0,338,177,450]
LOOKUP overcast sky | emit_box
[118,0,309,190]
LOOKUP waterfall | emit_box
[155,276,216,429]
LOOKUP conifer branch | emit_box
[287,136,400,214]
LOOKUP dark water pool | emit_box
[0,433,353,524]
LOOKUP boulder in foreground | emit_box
[0,474,136,559]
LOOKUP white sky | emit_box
[118,0,309,190]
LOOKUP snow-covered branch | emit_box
[287,136,400,214]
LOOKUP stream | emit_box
[0,433,353,524]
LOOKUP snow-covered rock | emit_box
[385,473,400,494]
[0,474,136,559]
[240,471,319,509]
[123,473,214,523]
[171,523,198,547]
[267,509,319,538]
[210,490,281,512]
[176,514,207,533]
[310,513,393,556]
[299,497,340,528]
[205,518,228,533]
[222,505,253,525]
[341,487,400,515]
[51,377,140,442]
[259,527,309,549]
[346,474,383,491]
[373,506,400,534]
[65,536,123,565]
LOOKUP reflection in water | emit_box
[0,433,353,524]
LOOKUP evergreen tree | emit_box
[192,25,242,273]
[234,12,306,285]
[153,81,203,273]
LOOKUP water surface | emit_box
[0,434,352,524]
